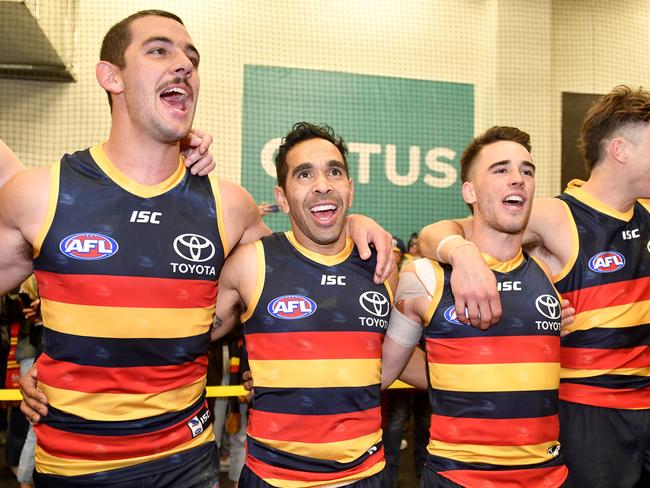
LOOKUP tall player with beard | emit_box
[384,127,570,487]
[212,122,399,487]
[0,11,393,488]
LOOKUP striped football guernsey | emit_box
[31,144,226,480]
[242,232,392,487]
[555,180,650,409]
[418,252,568,488]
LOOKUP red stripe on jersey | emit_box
[429,414,559,447]
[425,336,560,365]
[248,407,381,443]
[246,331,383,360]
[34,402,207,460]
[35,270,217,308]
[37,353,208,394]
[441,465,568,488]
[559,383,650,409]
[245,448,384,483]
[561,276,650,313]
[561,345,649,370]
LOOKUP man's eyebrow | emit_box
[291,162,314,177]
[487,159,535,170]
[142,36,200,60]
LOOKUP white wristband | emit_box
[386,308,423,348]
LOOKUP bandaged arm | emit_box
[381,270,429,389]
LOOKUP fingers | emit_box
[19,368,48,420]
[560,299,575,335]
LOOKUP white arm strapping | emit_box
[386,307,423,348]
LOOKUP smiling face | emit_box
[113,15,200,143]
[462,140,535,235]
[274,137,354,254]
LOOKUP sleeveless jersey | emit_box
[242,232,392,488]
[419,252,568,488]
[555,180,650,409]
[31,144,226,479]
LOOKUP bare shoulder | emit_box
[217,178,270,249]
[0,141,25,188]
[0,167,51,228]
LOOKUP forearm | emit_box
[381,337,416,389]
[398,347,428,390]
[419,219,470,264]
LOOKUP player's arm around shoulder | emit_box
[0,167,50,294]
[381,261,427,390]
[217,179,271,253]
[524,197,574,277]
[212,241,259,341]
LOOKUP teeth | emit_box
[162,87,188,96]
[505,195,523,203]
[311,204,336,212]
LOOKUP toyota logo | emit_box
[173,234,215,263]
[535,294,561,320]
[359,291,390,317]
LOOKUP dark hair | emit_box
[275,122,349,189]
[460,126,531,183]
[579,85,650,174]
[100,10,184,109]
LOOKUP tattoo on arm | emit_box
[213,314,224,329]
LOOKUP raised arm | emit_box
[0,140,26,188]
[219,179,272,251]
[0,168,49,294]
[346,214,394,284]
[419,217,500,329]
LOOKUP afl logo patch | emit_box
[588,251,625,273]
[59,233,118,260]
[443,306,463,325]
[268,295,317,320]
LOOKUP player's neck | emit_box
[469,222,523,263]
[582,166,638,213]
[103,123,182,186]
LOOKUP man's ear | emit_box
[273,186,290,214]
[347,178,354,209]
[96,61,124,96]
[609,136,630,164]
[461,181,476,205]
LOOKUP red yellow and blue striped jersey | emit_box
[242,232,393,487]
[418,252,568,488]
[555,180,650,410]
[31,144,226,480]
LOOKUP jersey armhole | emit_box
[552,200,579,284]
[32,162,60,259]
[209,175,230,258]
[638,198,650,214]
[240,240,265,323]
[414,259,445,327]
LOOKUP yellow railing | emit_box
[0,380,412,402]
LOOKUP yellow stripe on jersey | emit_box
[429,362,561,392]
[564,181,635,222]
[562,300,650,334]
[552,200,580,283]
[421,260,445,326]
[249,359,380,388]
[263,462,386,488]
[481,250,524,273]
[252,431,383,463]
[241,241,265,323]
[427,439,561,466]
[42,299,213,338]
[33,162,61,259]
[209,175,230,258]
[35,425,213,476]
[561,366,650,379]
[39,376,206,421]
[91,144,186,198]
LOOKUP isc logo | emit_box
[588,251,625,273]
[267,295,317,320]
[59,233,119,260]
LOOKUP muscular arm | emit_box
[346,214,394,284]
[419,217,501,329]
[219,179,271,251]
[0,168,49,294]
[211,243,258,341]
[0,140,25,189]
